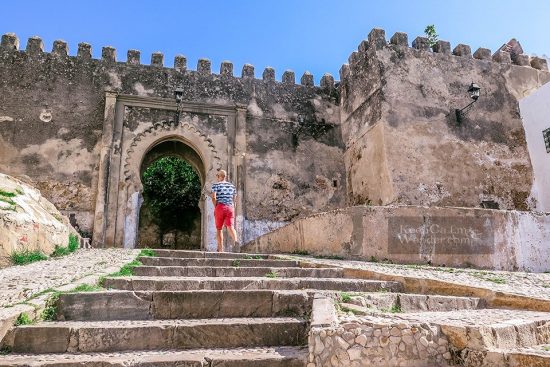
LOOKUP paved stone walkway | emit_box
[0,249,138,307]
[282,256,550,301]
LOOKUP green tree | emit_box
[424,24,438,47]
[142,157,201,240]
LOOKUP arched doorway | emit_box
[138,140,203,249]
[117,120,223,250]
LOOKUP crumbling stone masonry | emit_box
[0,29,548,249]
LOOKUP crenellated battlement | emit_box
[340,28,549,81]
[0,33,336,89]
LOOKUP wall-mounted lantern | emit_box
[455,82,481,124]
[174,87,184,123]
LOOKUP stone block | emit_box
[241,63,254,78]
[197,58,211,75]
[282,70,295,84]
[152,290,274,318]
[453,44,472,57]
[52,40,68,57]
[412,36,430,51]
[26,36,44,55]
[473,48,491,60]
[57,292,152,321]
[1,32,19,50]
[339,63,350,81]
[151,52,164,67]
[301,71,314,87]
[399,294,428,312]
[127,49,141,65]
[368,28,386,50]
[77,42,91,59]
[174,55,187,71]
[311,294,337,327]
[512,53,530,66]
[390,32,408,47]
[358,39,368,52]
[220,61,233,76]
[432,40,451,54]
[320,73,335,89]
[12,326,70,353]
[493,50,511,64]
[76,323,173,352]
[348,51,359,65]
[272,291,310,317]
[263,67,275,81]
[426,295,480,311]
[531,56,549,71]
[101,46,116,63]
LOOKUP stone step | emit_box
[139,256,299,268]
[151,249,271,260]
[102,276,403,292]
[365,308,550,351]
[57,290,311,321]
[6,318,307,354]
[0,346,307,366]
[133,265,343,278]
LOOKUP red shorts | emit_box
[214,203,234,230]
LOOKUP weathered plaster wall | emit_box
[0,33,344,246]
[0,173,77,267]
[341,29,550,210]
[519,82,550,212]
[243,205,550,272]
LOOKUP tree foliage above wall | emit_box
[142,156,201,236]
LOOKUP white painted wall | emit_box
[520,83,550,212]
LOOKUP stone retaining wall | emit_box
[244,205,550,272]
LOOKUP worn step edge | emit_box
[133,265,344,277]
[139,257,300,267]
[0,346,308,367]
[56,290,312,321]
[7,318,308,353]
[152,249,273,259]
[102,276,403,292]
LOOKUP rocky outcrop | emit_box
[0,173,77,267]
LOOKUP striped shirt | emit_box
[211,181,236,205]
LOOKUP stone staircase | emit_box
[0,250,401,366]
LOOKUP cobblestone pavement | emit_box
[283,256,550,301]
[0,249,138,307]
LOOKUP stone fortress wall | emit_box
[0,33,344,248]
[340,29,550,210]
[0,28,548,249]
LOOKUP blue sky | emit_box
[2,1,549,82]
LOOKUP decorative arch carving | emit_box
[122,120,222,188]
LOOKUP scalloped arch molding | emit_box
[123,120,223,187]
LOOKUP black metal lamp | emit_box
[174,87,184,104]
[174,87,184,123]
[456,82,481,124]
